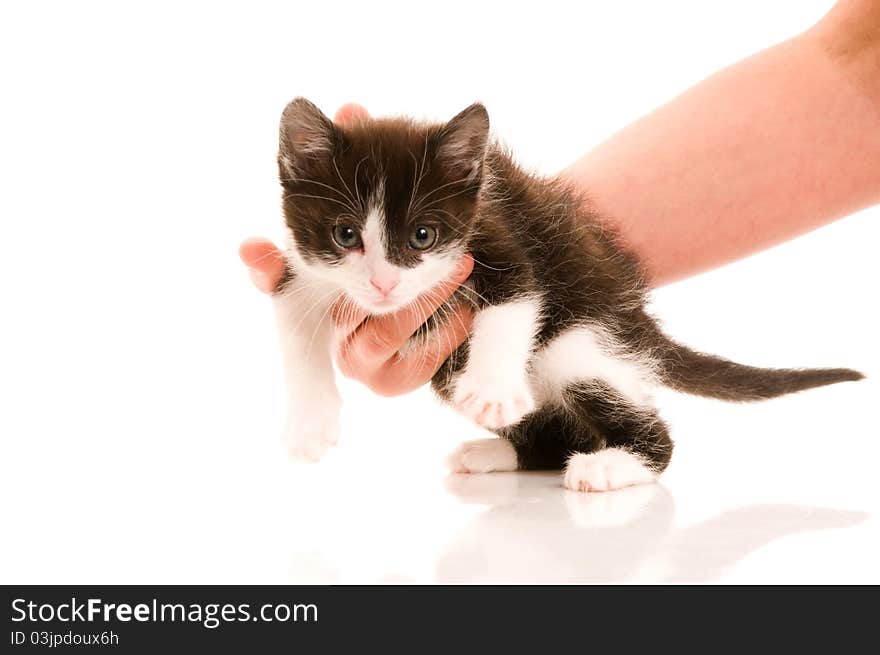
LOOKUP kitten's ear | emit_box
[278,97,337,179]
[436,103,490,181]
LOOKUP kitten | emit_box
[272,97,863,492]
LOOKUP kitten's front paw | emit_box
[453,373,535,429]
[285,410,340,463]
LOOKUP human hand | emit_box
[239,102,475,396]
[331,255,474,396]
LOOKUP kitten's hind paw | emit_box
[447,438,518,474]
[563,448,657,493]
[452,375,536,429]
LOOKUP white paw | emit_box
[563,448,657,493]
[452,373,535,429]
[447,438,519,473]
[285,410,340,463]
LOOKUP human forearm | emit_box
[562,2,880,286]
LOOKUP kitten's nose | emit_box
[370,273,400,296]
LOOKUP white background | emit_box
[1,0,877,583]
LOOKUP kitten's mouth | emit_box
[368,296,401,313]
[351,293,404,315]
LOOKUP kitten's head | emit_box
[278,98,489,314]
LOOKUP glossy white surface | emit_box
[1,0,877,584]
[3,250,878,584]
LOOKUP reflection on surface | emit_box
[437,472,866,583]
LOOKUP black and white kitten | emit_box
[273,98,862,492]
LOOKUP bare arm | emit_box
[561,0,880,285]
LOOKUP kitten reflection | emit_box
[438,473,866,583]
[439,473,673,583]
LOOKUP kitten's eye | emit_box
[332,224,362,249]
[408,225,438,251]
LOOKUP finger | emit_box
[239,237,286,293]
[370,305,475,397]
[344,254,474,370]
[248,268,277,294]
[239,237,283,268]
[333,103,370,125]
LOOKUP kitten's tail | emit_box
[651,330,863,401]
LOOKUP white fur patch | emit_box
[447,438,518,473]
[531,323,657,407]
[453,297,541,428]
[563,448,657,492]
[361,195,388,263]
